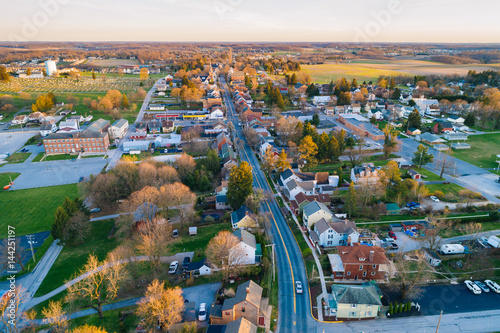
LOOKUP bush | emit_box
[388,303,393,315]
[186,277,194,286]
[302,248,312,257]
[490,211,500,221]
[433,190,444,199]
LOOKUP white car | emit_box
[168,261,179,274]
[430,196,440,203]
[485,280,500,293]
[198,303,207,321]
[295,281,303,294]
[464,280,481,294]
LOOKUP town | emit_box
[0,39,500,333]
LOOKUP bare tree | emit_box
[125,186,160,223]
[390,251,433,300]
[64,212,90,246]
[166,182,196,226]
[181,127,201,152]
[206,230,247,280]
[136,280,184,332]
[157,165,180,185]
[41,300,68,333]
[135,221,172,273]
[435,151,454,178]
[242,127,261,147]
[66,254,129,319]
[425,216,452,251]
[175,154,196,180]
[0,286,29,333]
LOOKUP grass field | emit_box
[0,183,79,238]
[31,152,45,162]
[287,59,500,83]
[415,168,443,181]
[5,152,30,163]
[45,154,77,161]
[426,183,466,201]
[451,133,500,170]
[34,219,118,297]
[0,172,20,186]
[89,59,139,67]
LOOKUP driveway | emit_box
[392,231,424,252]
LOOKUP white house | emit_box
[149,104,165,111]
[447,115,465,124]
[351,104,361,113]
[232,229,262,265]
[368,110,384,121]
[57,120,79,132]
[425,105,441,117]
[108,119,129,140]
[312,218,359,247]
[284,179,303,201]
[312,96,332,106]
[186,258,212,277]
[303,201,333,229]
[39,123,57,136]
[209,107,224,119]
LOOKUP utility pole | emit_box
[26,235,36,263]
[435,310,443,333]
[265,243,276,282]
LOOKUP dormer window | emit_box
[359,257,365,261]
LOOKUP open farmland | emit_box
[88,58,140,67]
[293,59,500,83]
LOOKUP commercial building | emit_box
[108,119,129,140]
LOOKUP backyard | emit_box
[0,182,79,238]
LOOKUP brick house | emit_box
[328,244,394,282]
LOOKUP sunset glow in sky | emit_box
[1,0,499,42]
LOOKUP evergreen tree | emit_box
[122,94,130,109]
[339,77,350,91]
[407,109,422,129]
[312,114,320,126]
[337,167,343,184]
[328,80,335,93]
[244,75,251,88]
[290,73,298,85]
[392,88,401,100]
[227,162,253,210]
[408,99,416,107]
[181,75,190,86]
[306,83,319,97]
[370,115,377,124]
[275,88,286,110]
[412,144,434,168]
[302,122,317,139]
[317,132,330,162]
[464,112,475,127]
[388,303,393,315]
[352,78,358,88]
[389,77,396,90]
[333,86,341,98]
[329,135,341,162]
[337,91,351,106]
[51,206,69,240]
[91,69,96,80]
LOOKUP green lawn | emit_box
[45,154,77,161]
[0,172,20,185]
[310,162,344,174]
[416,168,443,181]
[167,223,231,260]
[0,183,79,238]
[5,152,30,163]
[426,183,466,200]
[32,152,45,162]
[34,219,118,297]
[451,133,500,169]
[66,306,140,333]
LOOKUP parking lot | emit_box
[413,284,500,315]
[0,131,38,157]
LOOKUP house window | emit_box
[327,241,332,246]
[225,312,230,315]
[351,304,357,308]
[328,235,333,239]
[241,307,245,312]
[372,264,377,269]
[349,312,356,317]
[371,272,376,276]
[347,271,351,276]
[365,311,372,316]
[359,265,363,270]
[363,272,367,277]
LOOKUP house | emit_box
[69,115,84,123]
[108,119,129,140]
[419,133,446,145]
[57,119,80,133]
[161,120,175,133]
[290,192,330,215]
[231,205,256,230]
[283,179,302,201]
[423,248,442,267]
[135,122,148,133]
[406,127,421,136]
[302,201,333,229]
[444,132,468,141]
[39,123,57,136]
[233,229,262,265]
[206,318,257,333]
[447,115,465,124]
[312,218,359,247]
[216,195,229,210]
[28,111,46,122]
[425,104,441,116]
[328,283,383,320]
[12,115,29,125]
[385,203,401,215]
[148,120,162,134]
[433,121,454,134]
[328,243,393,282]
[312,96,332,106]
[351,104,361,113]
[337,114,385,141]
[209,280,271,329]
[186,258,212,277]
[350,163,381,185]
[407,169,421,180]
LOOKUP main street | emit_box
[221,77,313,332]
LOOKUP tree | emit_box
[206,230,247,279]
[337,91,352,105]
[464,112,475,127]
[227,162,253,210]
[435,151,454,178]
[242,127,261,147]
[42,300,68,333]
[135,222,172,273]
[382,124,400,158]
[122,94,129,109]
[344,182,357,218]
[312,113,320,126]
[64,211,90,246]
[165,182,196,226]
[390,251,432,300]
[412,144,434,168]
[382,161,402,186]
[407,109,422,129]
[175,153,196,181]
[370,115,377,124]
[298,135,318,170]
[389,77,396,90]
[306,83,319,97]
[425,215,452,251]
[261,146,276,175]
[181,127,200,152]
[392,88,401,99]
[276,116,300,145]
[0,65,11,81]
[66,254,128,319]
[0,286,29,332]
[51,206,70,241]
[26,67,32,76]
[71,325,108,333]
[408,99,416,107]
[275,149,290,174]
[91,69,96,80]
[244,188,266,213]
[136,280,184,332]
[290,73,298,85]
[139,68,149,80]
[180,323,197,333]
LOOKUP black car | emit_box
[182,256,191,271]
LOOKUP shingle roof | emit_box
[222,280,263,311]
[286,179,299,191]
[316,219,358,235]
[187,258,209,272]
[233,229,256,249]
[231,205,253,223]
[337,243,390,265]
[331,284,382,307]
[303,201,331,217]
[225,318,257,333]
[280,168,293,181]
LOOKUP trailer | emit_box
[440,244,469,255]
[487,236,500,248]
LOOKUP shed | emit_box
[186,258,212,277]
[189,227,197,236]
[389,223,403,231]
[386,203,401,215]
[423,248,442,267]
[408,169,421,180]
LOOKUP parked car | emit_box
[430,196,440,203]
[464,280,481,294]
[390,243,399,250]
[37,142,43,146]
[474,281,490,293]
[78,176,84,182]
[168,261,179,274]
[172,229,179,238]
[484,280,500,293]
[89,208,101,213]
[182,257,191,271]
[198,303,207,321]
[295,281,303,294]
[388,231,397,240]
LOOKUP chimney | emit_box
[246,287,250,293]
[369,251,374,263]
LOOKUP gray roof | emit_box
[280,168,293,181]
[222,280,263,311]
[331,284,382,307]
[315,218,357,235]
[298,181,315,191]
[112,118,128,128]
[225,318,257,333]
[303,201,331,217]
[86,118,110,133]
[40,123,53,130]
[420,132,444,143]
[286,179,299,191]
[233,229,256,249]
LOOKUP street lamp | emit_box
[26,235,36,263]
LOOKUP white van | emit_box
[464,280,481,295]
[485,280,500,293]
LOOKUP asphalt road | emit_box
[222,78,313,332]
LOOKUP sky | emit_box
[1,0,500,43]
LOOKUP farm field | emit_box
[88,59,140,67]
[0,183,79,238]
[290,59,500,83]
[451,133,500,170]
